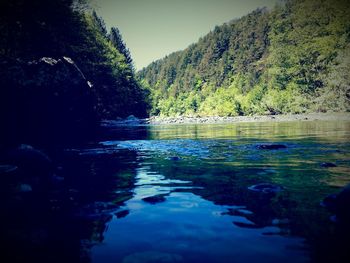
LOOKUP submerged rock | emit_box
[169,156,181,161]
[115,210,129,219]
[248,183,284,194]
[320,162,337,168]
[256,144,287,150]
[142,194,167,204]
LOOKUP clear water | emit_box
[70,120,350,263]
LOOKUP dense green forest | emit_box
[0,0,147,147]
[138,0,350,117]
[0,0,147,119]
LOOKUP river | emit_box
[6,120,350,263]
[64,120,348,263]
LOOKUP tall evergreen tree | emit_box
[109,27,133,68]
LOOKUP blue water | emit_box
[73,121,350,263]
[92,172,308,263]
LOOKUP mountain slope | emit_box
[0,0,148,120]
[138,0,350,116]
[0,0,148,147]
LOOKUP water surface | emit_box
[74,120,350,263]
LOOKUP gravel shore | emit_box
[148,112,350,125]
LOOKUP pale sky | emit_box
[92,0,279,70]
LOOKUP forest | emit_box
[0,0,148,148]
[138,0,350,117]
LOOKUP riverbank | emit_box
[148,112,350,125]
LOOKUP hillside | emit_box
[138,0,350,117]
[0,0,148,147]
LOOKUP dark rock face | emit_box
[0,56,97,148]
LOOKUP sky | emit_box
[92,0,279,70]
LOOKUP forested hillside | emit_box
[138,0,350,116]
[0,0,147,147]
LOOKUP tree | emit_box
[109,27,133,68]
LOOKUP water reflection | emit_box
[2,120,349,263]
[88,120,350,263]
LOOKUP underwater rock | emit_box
[169,156,181,161]
[248,183,284,194]
[122,250,183,263]
[115,210,129,219]
[142,194,167,204]
[320,162,337,168]
[256,144,287,150]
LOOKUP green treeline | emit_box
[138,0,350,117]
[0,0,147,119]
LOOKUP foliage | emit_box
[138,0,350,116]
[0,0,148,119]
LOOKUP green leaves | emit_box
[139,0,350,116]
